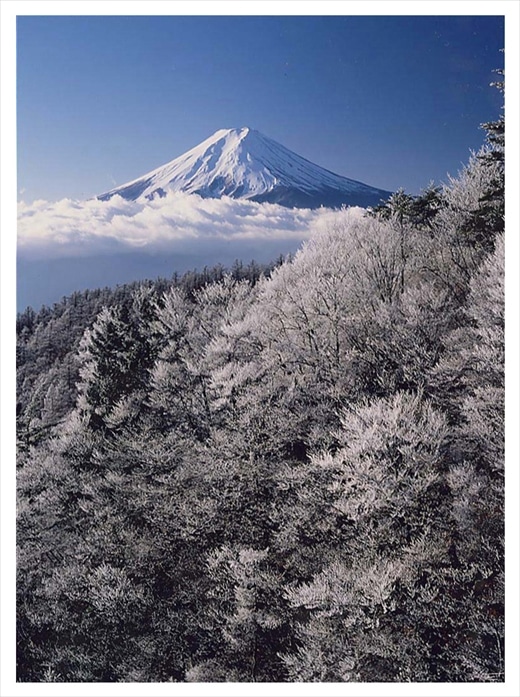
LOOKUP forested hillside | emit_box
[16,84,505,682]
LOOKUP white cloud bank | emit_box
[17,191,366,260]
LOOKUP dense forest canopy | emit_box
[16,78,505,682]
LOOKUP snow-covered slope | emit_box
[98,127,391,209]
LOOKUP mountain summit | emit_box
[98,127,391,209]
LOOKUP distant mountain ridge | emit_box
[98,127,391,209]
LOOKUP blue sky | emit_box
[17,14,504,202]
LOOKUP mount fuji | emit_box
[98,127,391,209]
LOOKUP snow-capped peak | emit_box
[98,127,391,209]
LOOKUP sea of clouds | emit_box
[17,191,365,260]
[16,192,367,309]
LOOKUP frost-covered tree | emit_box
[281,392,457,681]
[77,287,158,427]
[149,277,256,440]
[424,65,504,300]
[477,65,505,234]
[187,546,288,682]
[252,213,424,405]
[428,236,505,680]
